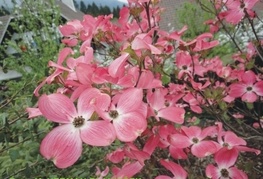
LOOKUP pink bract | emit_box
[229,70,263,103]
[38,88,116,168]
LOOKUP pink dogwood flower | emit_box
[175,51,206,79]
[147,88,185,124]
[216,122,260,157]
[223,0,258,24]
[229,70,263,102]
[38,88,116,168]
[182,93,202,114]
[97,88,147,142]
[169,126,219,158]
[206,148,247,179]
[131,33,162,54]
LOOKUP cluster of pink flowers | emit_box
[27,0,263,178]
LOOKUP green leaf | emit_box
[219,101,228,111]
[246,102,254,110]
[193,118,201,125]
[0,112,8,121]
[162,75,171,85]
[24,163,31,178]
[9,149,20,162]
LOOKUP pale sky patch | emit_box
[117,0,128,4]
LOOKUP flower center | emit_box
[192,137,199,144]
[154,110,158,115]
[220,168,229,177]
[246,86,253,91]
[223,142,229,147]
[182,65,188,70]
[240,3,245,9]
[73,116,85,128]
[164,101,170,107]
[109,110,119,119]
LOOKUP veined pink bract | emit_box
[38,88,116,168]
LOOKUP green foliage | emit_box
[177,0,236,58]
[0,5,10,16]
[177,0,213,39]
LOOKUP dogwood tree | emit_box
[26,0,263,178]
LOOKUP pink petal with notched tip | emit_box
[118,68,138,87]
[70,85,91,102]
[225,9,244,25]
[183,93,199,105]
[193,40,219,51]
[158,106,185,124]
[113,161,144,178]
[169,145,188,160]
[118,74,137,87]
[118,7,129,25]
[48,61,72,72]
[191,141,219,158]
[96,166,109,178]
[131,34,161,54]
[241,70,256,84]
[57,47,74,65]
[124,147,150,165]
[205,164,220,179]
[175,51,192,67]
[223,131,246,146]
[137,70,162,89]
[59,24,76,36]
[38,94,77,123]
[66,57,78,69]
[131,35,149,50]
[181,126,201,138]
[113,112,146,142]
[106,148,125,163]
[229,167,248,179]
[76,63,94,84]
[94,93,111,111]
[143,135,160,155]
[254,81,263,96]
[229,83,246,98]
[200,126,218,139]
[80,120,116,146]
[93,67,112,84]
[108,53,129,78]
[158,125,178,146]
[235,145,261,155]
[84,47,94,62]
[148,44,162,54]
[215,147,239,168]
[169,134,192,148]
[40,124,82,169]
[62,38,78,47]
[160,159,187,179]
[77,88,110,115]
[190,105,202,114]
[148,88,167,111]
[26,107,42,118]
[136,102,148,119]
[117,88,143,113]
